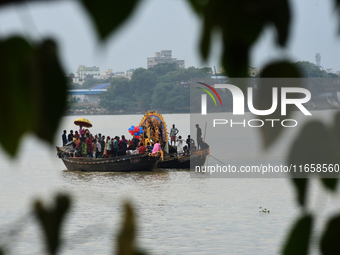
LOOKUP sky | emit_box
[0,0,339,74]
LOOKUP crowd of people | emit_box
[62,123,209,158]
[62,125,162,158]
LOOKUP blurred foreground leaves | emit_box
[257,61,301,148]
[0,37,67,157]
[33,195,146,255]
[34,194,71,255]
[188,0,291,78]
[80,0,141,40]
[0,0,340,255]
[282,214,313,255]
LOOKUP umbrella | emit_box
[74,118,92,128]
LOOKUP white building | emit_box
[147,50,185,69]
[126,69,134,79]
[113,72,126,78]
[73,65,101,85]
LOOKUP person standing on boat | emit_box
[91,139,97,158]
[113,136,119,157]
[186,135,194,150]
[106,136,112,157]
[195,124,202,150]
[176,136,184,156]
[79,125,84,136]
[85,134,91,156]
[96,138,101,158]
[170,124,179,146]
[62,130,67,146]
[68,130,74,142]
[132,135,139,148]
[118,135,128,156]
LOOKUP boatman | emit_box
[170,124,179,146]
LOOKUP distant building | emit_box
[218,66,260,77]
[67,88,107,103]
[147,50,185,69]
[126,69,134,79]
[113,71,126,78]
[105,69,113,76]
[73,65,100,85]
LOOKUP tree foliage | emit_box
[99,65,211,113]
[1,0,340,255]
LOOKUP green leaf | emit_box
[28,39,67,143]
[80,0,140,40]
[288,121,336,177]
[34,194,71,255]
[265,0,291,47]
[320,214,340,255]
[291,178,309,207]
[282,214,313,255]
[257,61,301,148]
[0,37,33,156]
[187,0,291,77]
[117,202,136,255]
[0,37,67,157]
[320,178,338,191]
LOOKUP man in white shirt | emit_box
[170,124,179,146]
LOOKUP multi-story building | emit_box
[147,50,185,69]
[73,65,100,85]
[113,72,126,78]
[126,69,134,79]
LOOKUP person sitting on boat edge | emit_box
[183,145,190,155]
[146,142,153,153]
[152,141,161,155]
[62,130,67,146]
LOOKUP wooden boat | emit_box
[156,148,209,169]
[57,146,159,172]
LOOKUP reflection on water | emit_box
[0,114,339,254]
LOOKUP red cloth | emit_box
[138,146,146,154]
[86,138,92,152]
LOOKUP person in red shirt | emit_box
[138,142,146,154]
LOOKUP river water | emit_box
[0,113,339,254]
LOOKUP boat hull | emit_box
[157,150,208,169]
[57,147,158,172]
